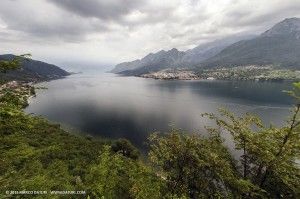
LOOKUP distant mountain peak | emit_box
[170,48,179,52]
[111,35,254,74]
[202,17,300,68]
[262,17,300,37]
[155,48,180,55]
[112,17,300,74]
[283,17,300,21]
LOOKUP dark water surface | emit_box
[25,73,293,149]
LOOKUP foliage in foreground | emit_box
[148,83,300,198]
[0,107,166,199]
[0,76,165,198]
[0,58,299,198]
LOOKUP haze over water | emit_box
[25,73,293,149]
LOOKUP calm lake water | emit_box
[25,73,293,149]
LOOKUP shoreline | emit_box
[138,75,296,82]
[115,66,300,82]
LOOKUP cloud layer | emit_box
[0,0,299,67]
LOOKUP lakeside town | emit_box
[140,65,300,81]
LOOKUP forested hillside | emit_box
[0,54,69,82]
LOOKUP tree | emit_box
[148,128,256,198]
[202,82,300,198]
[112,138,140,160]
[0,54,31,73]
[149,83,300,198]
[86,145,165,199]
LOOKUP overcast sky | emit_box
[0,0,300,69]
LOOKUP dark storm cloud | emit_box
[47,0,177,28]
[9,17,108,42]
[0,0,171,42]
[0,0,111,42]
[48,0,144,21]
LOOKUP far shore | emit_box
[115,66,300,82]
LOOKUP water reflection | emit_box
[25,73,292,149]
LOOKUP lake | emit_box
[25,73,293,150]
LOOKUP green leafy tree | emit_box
[149,83,300,198]
[148,128,256,198]
[202,82,300,198]
[86,145,134,198]
[129,164,166,199]
[0,54,31,73]
[86,145,166,199]
[112,138,140,160]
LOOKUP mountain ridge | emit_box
[111,35,254,74]
[201,17,300,68]
[0,54,70,82]
[111,48,185,74]
[112,17,300,75]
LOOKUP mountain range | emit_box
[0,54,70,82]
[202,17,300,68]
[111,17,300,75]
[111,48,185,75]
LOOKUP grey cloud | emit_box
[223,1,300,33]
[0,31,21,43]
[19,20,108,42]
[0,0,176,42]
[48,0,144,21]
[0,0,110,42]
[2,18,107,43]
[48,0,178,28]
[0,0,300,63]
